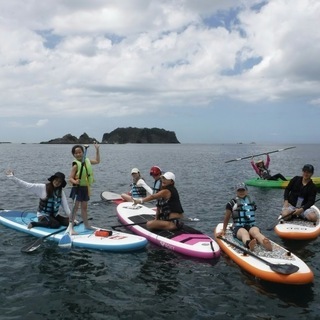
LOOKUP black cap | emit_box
[302,164,314,174]
[48,172,67,188]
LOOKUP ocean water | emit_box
[0,143,319,320]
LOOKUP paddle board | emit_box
[0,210,148,252]
[100,191,124,204]
[245,177,320,189]
[116,202,220,259]
[215,223,313,284]
[274,205,320,240]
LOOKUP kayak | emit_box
[0,210,148,252]
[274,205,320,240]
[116,202,220,259]
[245,177,320,188]
[215,223,314,285]
[100,191,124,204]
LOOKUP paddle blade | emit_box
[270,263,299,275]
[58,233,72,249]
[21,238,44,253]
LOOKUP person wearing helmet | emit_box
[281,164,318,222]
[251,154,287,181]
[132,171,184,231]
[216,182,272,251]
[121,168,153,202]
[149,165,162,194]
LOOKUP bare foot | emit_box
[27,222,34,229]
[262,238,273,251]
[248,239,256,251]
[69,229,78,235]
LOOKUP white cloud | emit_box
[0,0,319,143]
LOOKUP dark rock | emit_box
[101,127,180,144]
[40,133,98,144]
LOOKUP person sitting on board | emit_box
[132,171,184,231]
[5,170,74,232]
[149,165,162,194]
[281,164,318,222]
[251,154,287,181]
[69,142,100,231]
[121,168,153,202]
[216,182,272,251]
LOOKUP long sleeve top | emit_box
[7,175,71,216]
[283,176,317,211]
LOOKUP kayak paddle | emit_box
[225,146,296,163]
[217,235,299,275]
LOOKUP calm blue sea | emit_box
[0,143,319,319]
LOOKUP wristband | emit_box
[140,199,143,204]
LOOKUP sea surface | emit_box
[0,143,319,320]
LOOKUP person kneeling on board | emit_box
[132,172,184,231]
[216,183,272,251]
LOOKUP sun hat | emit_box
[48,172,67,188]
[161,172,175,182]
[235,182,248,191]
[131,168,140,174]
[302,164,314,174]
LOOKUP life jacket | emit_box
[158,185,184,220]
[38,190,62,217]
[259,167,271,179]
[131,183,147,198]
[153,179,162,194]
[73,158,94,186]
[231,196,256,227]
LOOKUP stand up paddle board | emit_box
[116,202,220,259]
[0,210,147,252]
[100,191,124,204]
[215,223,313,284]
[274,205,320,240]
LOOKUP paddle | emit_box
[266,211,296,231]
[58,144,89,249]
[225,146,296,163]
[266,198,320,231]
[217,235,299,275]
[111,217,200,230]
[21,226,68,253]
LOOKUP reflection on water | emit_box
[0,143,320,319]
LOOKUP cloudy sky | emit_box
[0,0,319,144]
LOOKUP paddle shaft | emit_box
[266,198,320,231]
[217,235,298,274]
[225,146,296,163]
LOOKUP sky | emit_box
[0,0,319,144]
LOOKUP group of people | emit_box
[5,143,319,252]
[217,163,317,252]
[6,142,100,235]
[121,166,185,230]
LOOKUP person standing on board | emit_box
[121,168,153,202]
[251,154,287,181]
[132,172,184,231]
[6,170,74,232]
[281,164,318,222]
[216,182,273,251]
[69,142,100,231]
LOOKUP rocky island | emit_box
[40,127,180,144]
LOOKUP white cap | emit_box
[131,168,140,174]
[161,172,175,182]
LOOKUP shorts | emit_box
[232,225,257,238]
[70,186,90,202]
[282,205,314,220]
